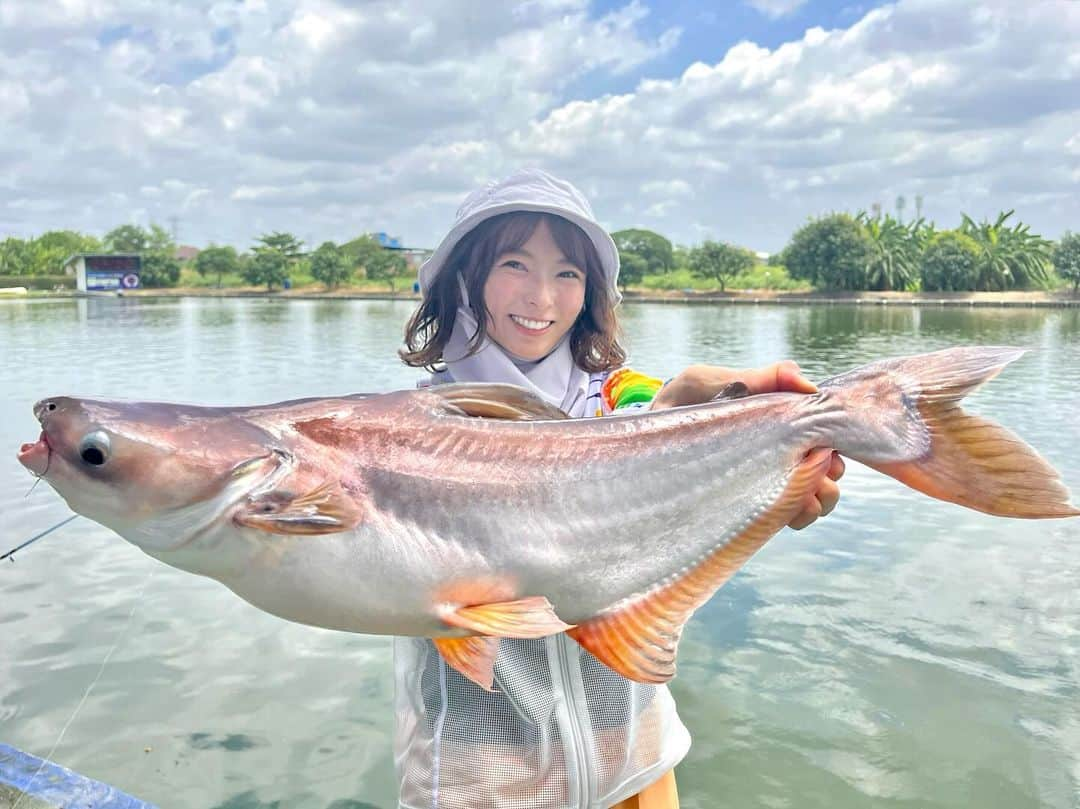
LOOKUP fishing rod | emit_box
[1,514,79,562]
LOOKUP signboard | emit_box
[84,255,141,291]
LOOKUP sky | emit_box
[1,0,1078,253]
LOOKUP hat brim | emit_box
[418,202,622,304]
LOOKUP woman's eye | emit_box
[502,260,525,270]
[559,270,583,280]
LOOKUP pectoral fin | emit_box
[236,481,362,535]
[568,448,834,683]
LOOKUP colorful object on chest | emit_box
[603,368,664,411]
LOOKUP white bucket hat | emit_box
[418,168,622,303]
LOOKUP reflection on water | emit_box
[1,300,1077,809]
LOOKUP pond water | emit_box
[1,298,1078,809]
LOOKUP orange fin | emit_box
[236,481,363,535]
[568,448,834,684]
[440,596,574,638]
[868,403,1079,519]
[433,636,500,691]
[824,346,1079,519]
[430,383,570,420]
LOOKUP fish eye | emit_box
[79,431,111,466]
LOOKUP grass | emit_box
[638,265,810,292]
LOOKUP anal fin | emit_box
[568,448,834,684]
[433,636,500,691]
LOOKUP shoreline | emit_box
[6,287,1080,308]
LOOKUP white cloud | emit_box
[0,0,1078,253]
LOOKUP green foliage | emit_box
[244,249,290,291]
[1052,232,1080,293]
[0,231,102,275]
[309,242,353,289]
[255,231,304,262]
[783,213,875,290]
[611,229,674,276]
[960,211,1052,290]
[639,265,806,291]
[140,251,181,287]
[920,230,981,291]
[857,213,925,291]
[102,223,178,286]
[687,241,755,292]
[104,223,173,254]
[194,245,240,288]
[0,274,74,290]
[0,237,35,275]
[343,234,407,290]
[617,252,649,288]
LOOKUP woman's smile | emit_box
[482,218,586,360]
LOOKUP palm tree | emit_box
[960,211,1052,290]
[857,212,922,291]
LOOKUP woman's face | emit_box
[481,218,587,361]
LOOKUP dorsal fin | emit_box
[429,383,570,421]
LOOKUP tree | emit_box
[244,249,290,291]
[102,223,178,286]
[611,229,674,275]
[857,212,922,291]
[255,232,304,263]
[309,242,353,289]
[0,237,34,275]
[783,213,875,290]
[139,251,181,287]
[29,230,102,274]
[617,252,648,289]
[104,224,151,253]
[344,234,407,290]
[920,230,981,291]
[960,210,1052,291]
[1053,232,1080,294]
[687,241,754,292]
[194,245,240,288]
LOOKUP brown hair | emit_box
[400,211,625,373]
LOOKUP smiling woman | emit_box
[481,218,588,362]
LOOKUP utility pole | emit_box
[168,215,180,244]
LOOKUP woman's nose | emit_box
[525,275,555,307]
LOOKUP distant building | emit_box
[175,245,200,262]
[62,253,142,292]
[373,231,432,271]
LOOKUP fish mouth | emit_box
[18,430,52,477]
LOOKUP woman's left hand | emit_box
[649,361,845,530]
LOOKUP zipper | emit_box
[553,635,594,808]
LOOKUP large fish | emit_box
[16,347,1078,689]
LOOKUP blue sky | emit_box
[567,0,891,99]
[1,0,1077,252]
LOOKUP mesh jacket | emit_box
[394,372,691,809]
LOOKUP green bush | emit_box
[0,274,74,290]
[920,231,981,291]
[783,213,875,290]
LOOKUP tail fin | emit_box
[822,346,1079,519]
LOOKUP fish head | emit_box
[18,396,282,553]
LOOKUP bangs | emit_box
[487,212,593,271]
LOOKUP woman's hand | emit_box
[649,361,845,530]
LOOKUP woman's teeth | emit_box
[510,315,553,330]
